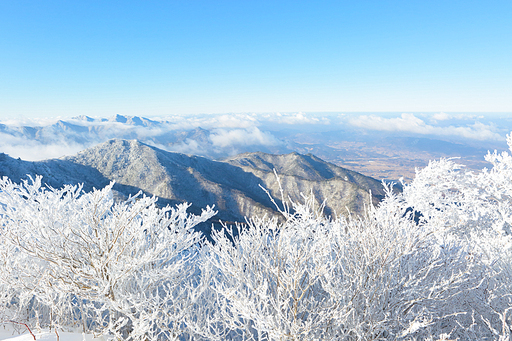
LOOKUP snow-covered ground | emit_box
[0,326,111,341]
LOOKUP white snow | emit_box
[0,327,111,341]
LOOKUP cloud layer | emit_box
[0,113,509,161]
[348,113,504,141]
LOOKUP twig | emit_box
[6,320,36,340]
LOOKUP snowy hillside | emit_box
[0,139,385,238]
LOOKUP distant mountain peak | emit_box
[109,114,129,124]
[107,114,158,127]
[72,115,95,122]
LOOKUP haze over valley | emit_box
[1,112,510,183]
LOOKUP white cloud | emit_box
[210,127,281,148]
[429,113,479,123]
[205,114,258,129]
[163,139,204,156]
[0,117,63,127]
[349,113,427,133]
[163,113,259,130]
[0,133,87,161]
[263,112,331,125]
[432,112,451,121]
[349,113,504,141]
[1,113,508,162]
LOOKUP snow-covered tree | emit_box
[0,176,215,339]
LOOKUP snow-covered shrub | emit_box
[5,134,512,340]
[200,132,512,340]
[394,136,512,339]
[204,196,339,340]
[0,176,215,339]
[202,183,488,340]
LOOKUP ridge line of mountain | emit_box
[0,138,386,236]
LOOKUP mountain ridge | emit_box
[0,139,386,236]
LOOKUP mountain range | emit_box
[2,113,502,184]
[0,139,386,237]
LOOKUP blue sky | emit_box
[1,1,511,119]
